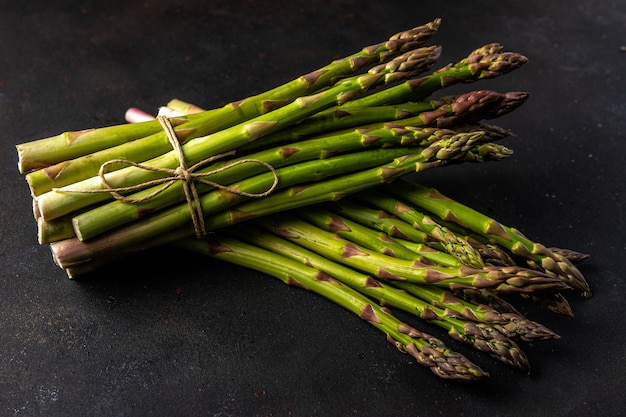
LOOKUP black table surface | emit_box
[1,1,625,416]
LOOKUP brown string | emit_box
[59,115,279,237]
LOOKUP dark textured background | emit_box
[1,1,625,416]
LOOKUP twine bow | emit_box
[63,116,279,238]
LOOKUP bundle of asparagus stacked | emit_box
[15,19,591,380]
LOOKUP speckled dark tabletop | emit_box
[1,1,625,416]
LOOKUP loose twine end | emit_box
[55,115,279,238]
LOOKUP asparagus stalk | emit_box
[391,282,560,341]
[547,247,590,264]
[17,19,441,174]
[161,99,205,116]
[390,205,518,267]
[323,196,496,267]
[174,234,489,381]
[453,288,524,316]
[37,214,76,244]
[381,180,591,297]
[16,116,198,174]
[36,47,441,221]
[326,198,434,245]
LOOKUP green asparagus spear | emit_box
[547,247,590,264]
[391,282,559,341]
[452,288,523,316]
[324,198,434,245]
[16,116,199,174]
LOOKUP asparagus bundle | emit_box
[17,20,533,276]
[50,100,587,380]
[13,20,592,380]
